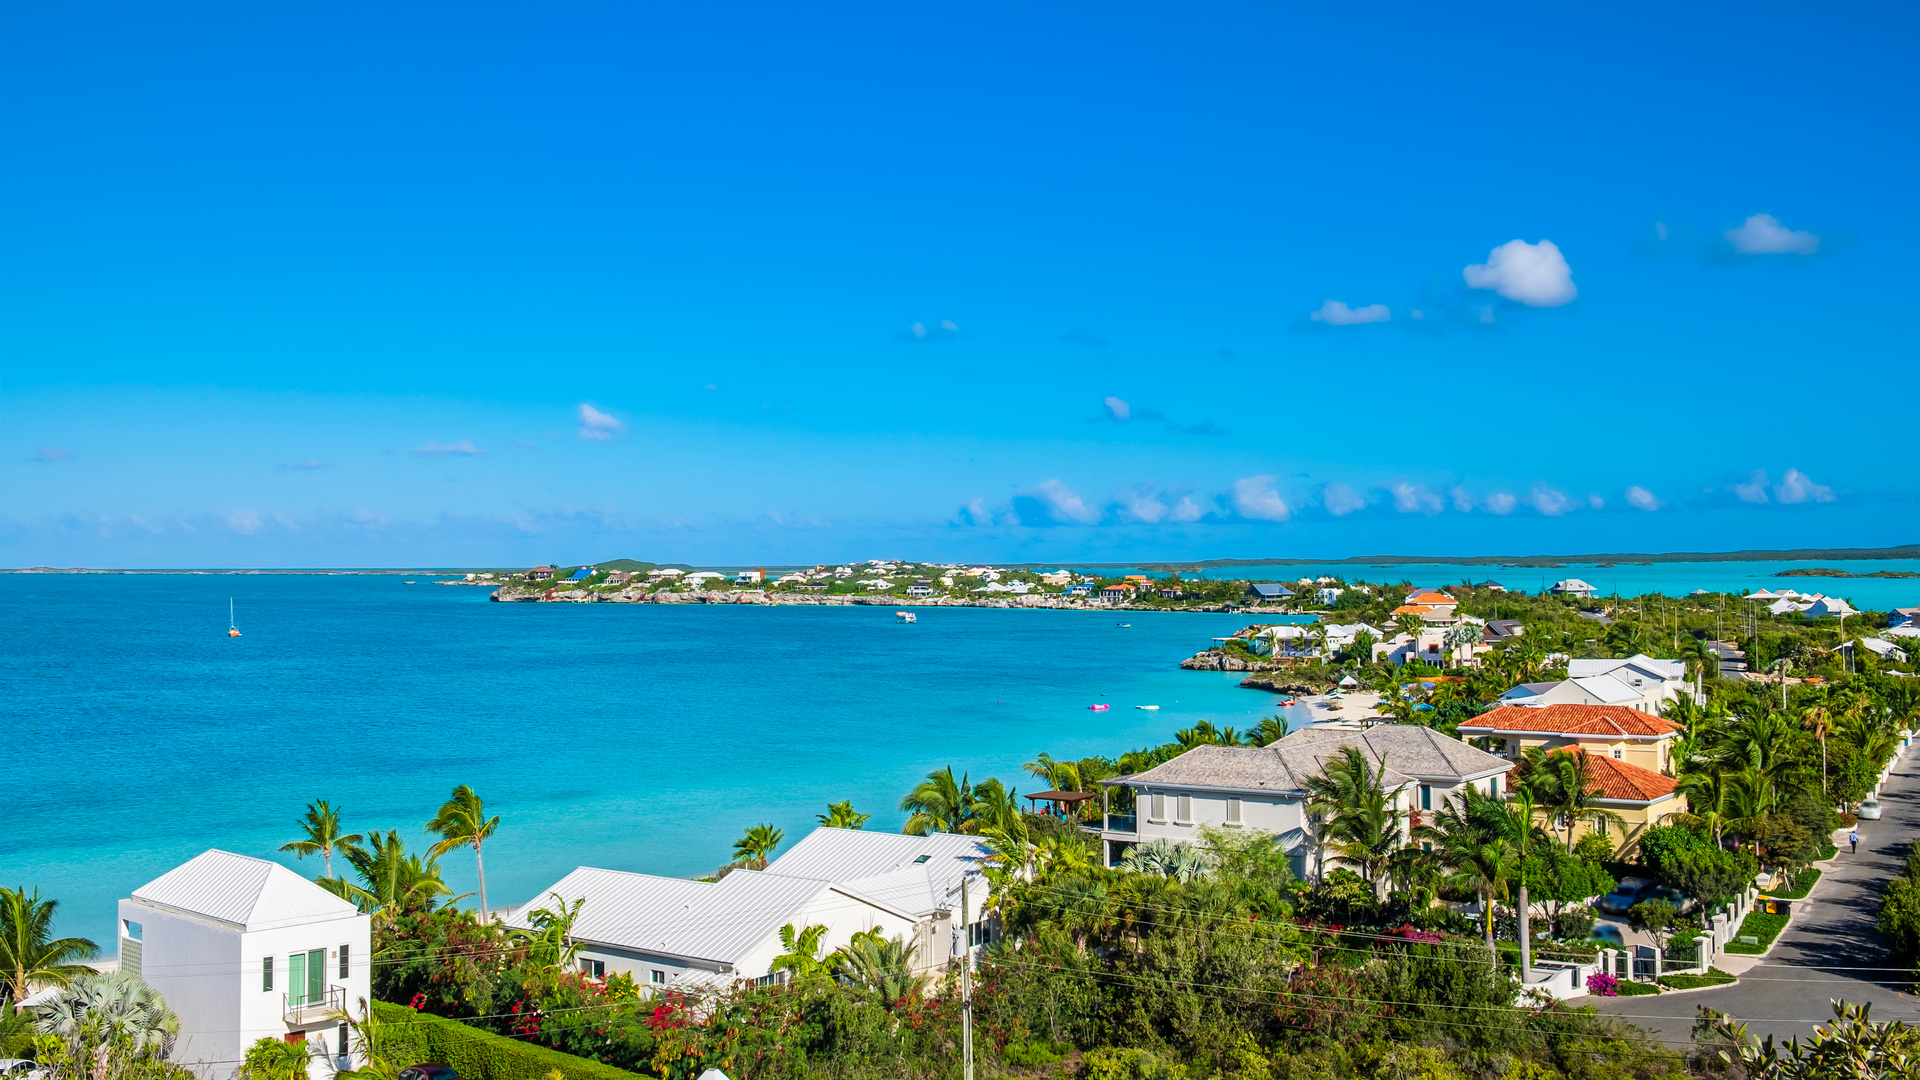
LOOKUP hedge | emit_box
[371,1001,648,1080]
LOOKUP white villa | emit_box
[1496,653,1693,714]
[1548,579,1597,598]
[507,828,990,993]
[1098,724,1512,877]
[119,850,371,1079]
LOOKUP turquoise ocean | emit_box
[6,559,1917,944]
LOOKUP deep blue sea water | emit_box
[1,575,1303,944]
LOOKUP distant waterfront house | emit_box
[1314,587,1345,605]
[1246,583,1295,604]
[733,569,765,584]
[1098,724,1511,877]
[1100,584,1136,600]
[509,829,991,992]
[1803,596,1857,618]
[1548,579,1596,597]
[1457,703,1682,776]
[1067,583,1093,596]
[1475,580,1507,592]
[528,565,555,580]
[570,566,595,581]
[1493,655,1690,714]
[1482,619,1525,643]
[1890,607,1920,628]
[1402,591,1458,616]
[1157,588,1185,599]
[120,850,371,1079]
[907,580,934,598]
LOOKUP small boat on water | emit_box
[896,611,917,623]
[1135,705,1160,711]
[1089,703,1110,711]
[227,599,241,638]
[1116,622,1131,627]
[1279,699,1296,706]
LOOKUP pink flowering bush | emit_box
[1586,972,1619,997]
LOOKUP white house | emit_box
[1099,724,1511,877]
[119,850,371,1079]
[1314,587,1345,606]
[1320,622,1383,652]
[1495,654,1692,714]
[509,829,991,993]
[1803,596,1857,618]
[1549,579,1596,598]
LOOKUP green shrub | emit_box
[1614,980,1661,996]
[1659,968,1736,990]
[1725,911,1790,954]
[1081,1047,1186,1080]
[370,1002,645,1080]
[1766,868,1821,900]
[1004,1041,1072,1067]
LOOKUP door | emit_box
[288,949,325,1006]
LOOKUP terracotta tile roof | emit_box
[1390,604,1433,616]
[1407,591,1456,605]
[1572,751,1679,803]
[1460,704,1681,738]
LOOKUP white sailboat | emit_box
[228,599,241,638]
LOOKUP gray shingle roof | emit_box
[1114,724,1509,795]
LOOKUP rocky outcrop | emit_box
[1237,676,1320,694]
[487,586,1287,613]
[1180,650,1274,672]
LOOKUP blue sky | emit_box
[3,2,1914,567]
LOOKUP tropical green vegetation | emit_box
[29,971,187,1080]
[1,888,98,1007]
[1723,910,1789,955]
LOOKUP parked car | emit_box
[1589,923,1624,946]
[1859,798,1884,821]
[1597,877,1653,916]
[399,1066,461,1080]
[0,1061,47,1080]
[1645,884,1695,914]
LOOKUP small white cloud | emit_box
[911,322,927,338]
[1733,468,1771,504]
[1463,239,1577,306]
[1033,479,1098,524]
[1774,467,1834,504]
[1323,482,1366,517]
[1309,300,1391,326]
[1231,476,1290,522]
[411,440,486,457]
[959,498,992,526]
[1169,496,1203,523]
[33,445,71,463]
[1485,492,1517,515]
[1625,485,1662,511]
[1121,493,1167,524]
[1104,396,1131,421]
[1390,481,1443,515]
[1654,221,1669,241]
[1529,483,1572,516]
[228,510,262,534]
[578,403,626,441]
[1726,213,1819,255]
[1587,494,1605,510]
[1449,485,1474,512]
[939,320,959,331]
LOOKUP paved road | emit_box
[1591,745,1920,1047]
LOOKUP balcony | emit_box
[1102,813,1138,837]
[283,985,345,1027]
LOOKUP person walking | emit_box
[1850,827,1860,854]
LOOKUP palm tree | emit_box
[34,971,179,1059]
[1302,745,1404,899]
[833,931,923,1003]
[426,785,500,917]
[1676,769,1738,846]
[900,767,973,835]
[319,830,454,925]
[516,892,586,972]
[1250,716,1290,746]
[817,801,870,829]
[1118,839,1210,882]
[1417,787,1515,954]
[1800,700,1834,795]
[1516,747,1627,852]
[768,923,830,983]
[280,800,364,880]
[967,779,1020,837]
[732,824,785,869]
[241,1035,315,1080]
[0,887,98,1007]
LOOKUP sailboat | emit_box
[228,599,242,638]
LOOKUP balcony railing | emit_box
[284,985,345,1027]
[1103,813,1138,836]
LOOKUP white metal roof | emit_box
[763,828,988,918]
[505,866,834,967]
[130,850,360,931]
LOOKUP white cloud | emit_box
[33,445,70,463]
[1449,486,1474,512]
[1121,493,1167,523]
[1726,213,1819,255]
[1231,476,1291,522]
[1033,479,1098,524]
[411,439,486,457]
[1485,492,1517,515]
[1390,481,1443,515]
[1587,494,1605,510]
[1104,396,1131,421]
[1529,483,1573,516]
[959,498,992,526]
[1625,485,1662,511]
[227,510,263,534]
[940,320,959,331]
[1169,496,1203,523]
[1309,300,1390,325]
[1323,482,1366,517]
[1463,239,1577,306]
[1733,469,1771,504]
[911,322,927,338]
[578,403,626,441]
[1774,467,1834,504]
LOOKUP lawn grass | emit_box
[1660,967,1737,990]
[1816,840,1839,861]
[1765,868,1821,900]
[1725,910,1790,954]
[1615,979,1662,996]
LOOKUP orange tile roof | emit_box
[1408,591,1456,604]
[1390,604,1434,615]
[1572,750,1679,802]
[1461,704,1681,739]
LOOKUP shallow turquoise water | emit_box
[0,575,1301,943]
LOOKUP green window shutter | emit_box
[306,949,325,1004]
[264,956,274,993]
[289,952,306,1004]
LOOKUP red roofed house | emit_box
[1457,704,1684,854]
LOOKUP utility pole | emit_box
[960,875,974,1080]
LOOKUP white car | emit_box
[0,1060,47,1080]
[1858,798,1884,821]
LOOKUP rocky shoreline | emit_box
[488,584,1296,614]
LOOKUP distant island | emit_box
[1776,567,1920,579]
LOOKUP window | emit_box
[338,1022,350,1058]
[1419,785,1431,811]
[1488,775,1500,798]
[969,921,991,947]
[913,854,931,864]
[263,957,274,993]
[1596,817,1610,836]
[339,944,350,979]
[1149,793,1167,821]
[1612,748,1623,759]
[1226,797,1242,825]
[650,970,666,985]
[1176,794,1193,823]
[580,958,605,979]
[288,949,324,1006]
[123,921,142,941]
